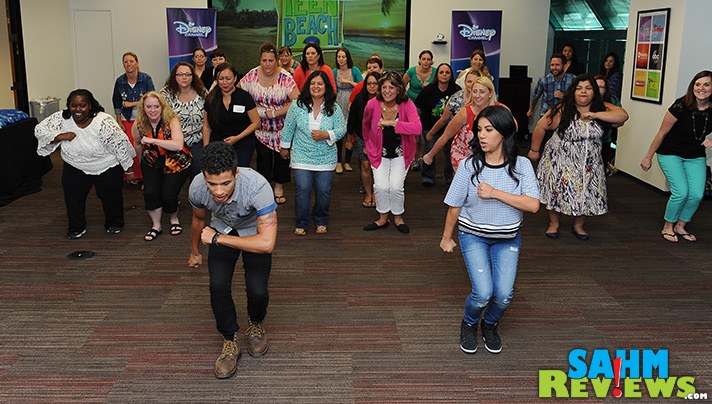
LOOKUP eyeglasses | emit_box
[176,73,193,77]
[366,82,379,86]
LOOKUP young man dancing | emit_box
[188,141,277,379]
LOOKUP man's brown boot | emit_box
[245,321,268,357]
[214,336,240,379]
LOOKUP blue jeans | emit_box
[422,132,453,184]
[293,169,334,229]
[459,230,521,325]
[657,155,706,223]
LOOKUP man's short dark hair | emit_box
[550,53,566,65]
[201,142,237,175]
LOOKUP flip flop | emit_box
[170,223,183,236]
[675,232,696,242]
[275,195,287,205]
[145,228,162,241]
[362,200,376,208]
[661,232,678,243]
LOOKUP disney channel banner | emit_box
[166,8,218,71]
[451,10,501,93]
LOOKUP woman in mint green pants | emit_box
[641,70,712,242]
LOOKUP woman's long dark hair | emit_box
[467,105,520,186]
[598,52,621,78]
[562,43,579,64]
[358,71,381,99]
[164,62,207,98]
[548,74,607,134]
[681,70,712,110]
[435,63,457,89]
[594,74,613,103]
[300,42,325,71]
[205,62,239,129]
[296,70,336,116]
[63,89,104,119]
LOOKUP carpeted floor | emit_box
[0,153,710,403]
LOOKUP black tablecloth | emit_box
[0,118,53,206]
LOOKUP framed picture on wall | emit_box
[631,8,670,104]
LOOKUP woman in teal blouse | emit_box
[280,71,346,235]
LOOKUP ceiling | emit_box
[549,0,631,31]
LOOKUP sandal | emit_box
[170,223,183,236]
[316,225,327,234]
[144,228,162,241]
[275,195,287,205]
[661,232,678,243]
[362,200,376,208]
[676,232,696,242]
[294,228,306,236]
[674,225,697,242]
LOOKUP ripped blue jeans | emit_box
[458,230,521,325]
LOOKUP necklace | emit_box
[692,109,710,141]
[382,104,398,113]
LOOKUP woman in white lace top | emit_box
[35,89,136,239]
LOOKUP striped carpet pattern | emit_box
[0,153,710,403]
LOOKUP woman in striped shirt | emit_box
[440,106,539,355]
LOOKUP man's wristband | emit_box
[211,232,220,246]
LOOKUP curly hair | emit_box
[548,74,607,134]
[376,71,409,104]
[62,89,104,119]
[164,62,207,98]
[200,141,238,175]
[467,105,520,185]
[296,70,336,116]
[136,91,177,136]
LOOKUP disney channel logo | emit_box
[539,349,704,399]
[457,24,497,41]
[173,21,212,38]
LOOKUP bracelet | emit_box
[211,232,220,246]
[489,189,494,199]
[125,171,134,175]
[530,148,539,153]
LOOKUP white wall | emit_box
[21,0,205,111]
[409,0,551,119]
[0,14,15,108]
[616,0,712,190]
[20,0,74,104]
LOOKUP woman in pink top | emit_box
[292,42,336,91]
[362,71,422,234]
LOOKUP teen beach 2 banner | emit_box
[166,8,218,71]
[451,10,501,93]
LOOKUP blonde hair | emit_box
[462,68,481,104]
[136,91,177,135]
[465,76,496,107]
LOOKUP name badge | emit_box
[233,105,245,113]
